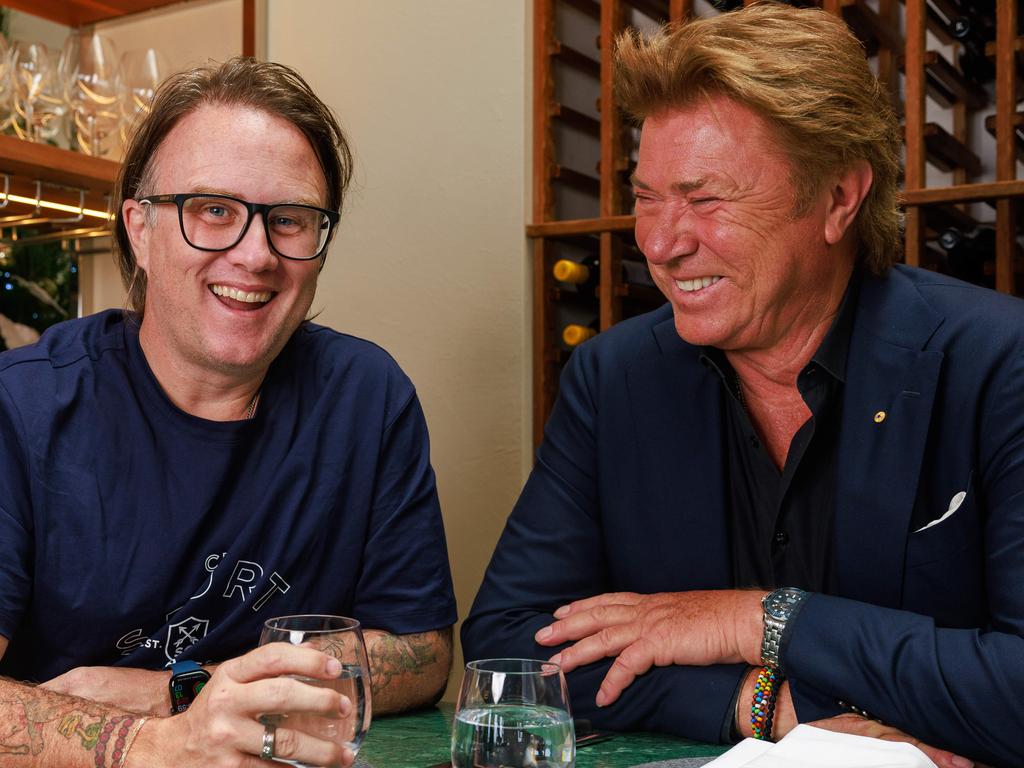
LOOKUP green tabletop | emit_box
[357,703,729,768]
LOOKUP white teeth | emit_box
[675,276,721,293]
[210,284,272,303]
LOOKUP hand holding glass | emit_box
[453,658,575,768]
[259,615,372,767]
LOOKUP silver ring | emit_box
[260,722,276,760]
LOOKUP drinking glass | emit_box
[452,658,575,768]
[258,615,372,767]
[0,36,14,134]
[119,48,167,142]
[12,41,53,142]
[63,32,121,156]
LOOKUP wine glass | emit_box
[63,32,121,156]
[452,658,575,768]
[258,615,372,767]
[12,41,53,142]
[119,48,167,142]
[0,36,15,134]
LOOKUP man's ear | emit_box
[824,159,873,246]
[121,198,151,272]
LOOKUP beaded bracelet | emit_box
[750,665,783,741]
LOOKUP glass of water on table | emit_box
[259,615,372,767]
[452,658,575,768]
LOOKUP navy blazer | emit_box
[463,265,1024,767]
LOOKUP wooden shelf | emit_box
[985,112,1024,163]
[551,164,601,194]
[2,0,194,27]
[550,40,601,78]
[902,179,1024,205]
[841,0,904,56]
[562,0,601,20]
[923,122,983,174]
[527,215,635,238]
[622,0,671,21]
[0,135,118,192]
[920,50,989,110]
[550,104,601,136]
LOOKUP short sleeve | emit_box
[0,379,34,642]
[351,389,456,634]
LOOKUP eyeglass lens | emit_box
[181,195,330,260]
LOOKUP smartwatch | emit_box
[168,660,211,714]
[761,587,807,670]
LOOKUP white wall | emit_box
[268,1,530,699]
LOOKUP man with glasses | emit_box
[0,58,455,767]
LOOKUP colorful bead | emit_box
[750,666,783,741]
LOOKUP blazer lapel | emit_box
[624,317,732,590]
[835,270,945,607]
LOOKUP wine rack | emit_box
[529,0,1024,446]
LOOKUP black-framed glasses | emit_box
[138,193,340,262]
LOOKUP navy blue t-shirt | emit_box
[0,309,456,682]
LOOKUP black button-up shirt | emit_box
[702,273,860,593]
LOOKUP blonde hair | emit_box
[615,2,902,273]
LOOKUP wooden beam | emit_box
[527,216,636,238]
[901,179,1024,205]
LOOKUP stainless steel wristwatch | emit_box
[761,587,807,670]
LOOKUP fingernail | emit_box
[535,626,552,641]
[950,758,973,768]
[326,657,342,676]
[595,690,607,707]
[548,653,562,666]
[554,605,570,618]
[339,695,352,715]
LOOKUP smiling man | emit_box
[463,4,1024,768]
[0,59,455,767]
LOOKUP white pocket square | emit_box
[914,490,967,533]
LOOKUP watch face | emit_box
[764,587,805,621]
[170,670,210,714]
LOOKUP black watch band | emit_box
[168,660,210,714]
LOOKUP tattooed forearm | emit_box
[364,628,453,714]
[0,678,139,767]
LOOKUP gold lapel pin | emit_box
[874,410,886,423]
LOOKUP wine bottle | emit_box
[938,226,994,285]
[949,14,996,85]
[553,258,598,289]
[552,258,656,289]
[562,319,598,347]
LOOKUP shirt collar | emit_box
[698,270,860,388]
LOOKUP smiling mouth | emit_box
[210,284,274,306]
[675,276,722,293]
[208,284,276,311]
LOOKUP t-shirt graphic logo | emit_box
[165,616,209,663]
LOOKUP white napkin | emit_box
[705,724,938,768]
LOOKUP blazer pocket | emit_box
[905,473,980,568]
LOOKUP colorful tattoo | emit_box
[367,628,452,708]
[0,682,122,765]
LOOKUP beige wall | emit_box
[267,0,531,700]
[95,0,242,74]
